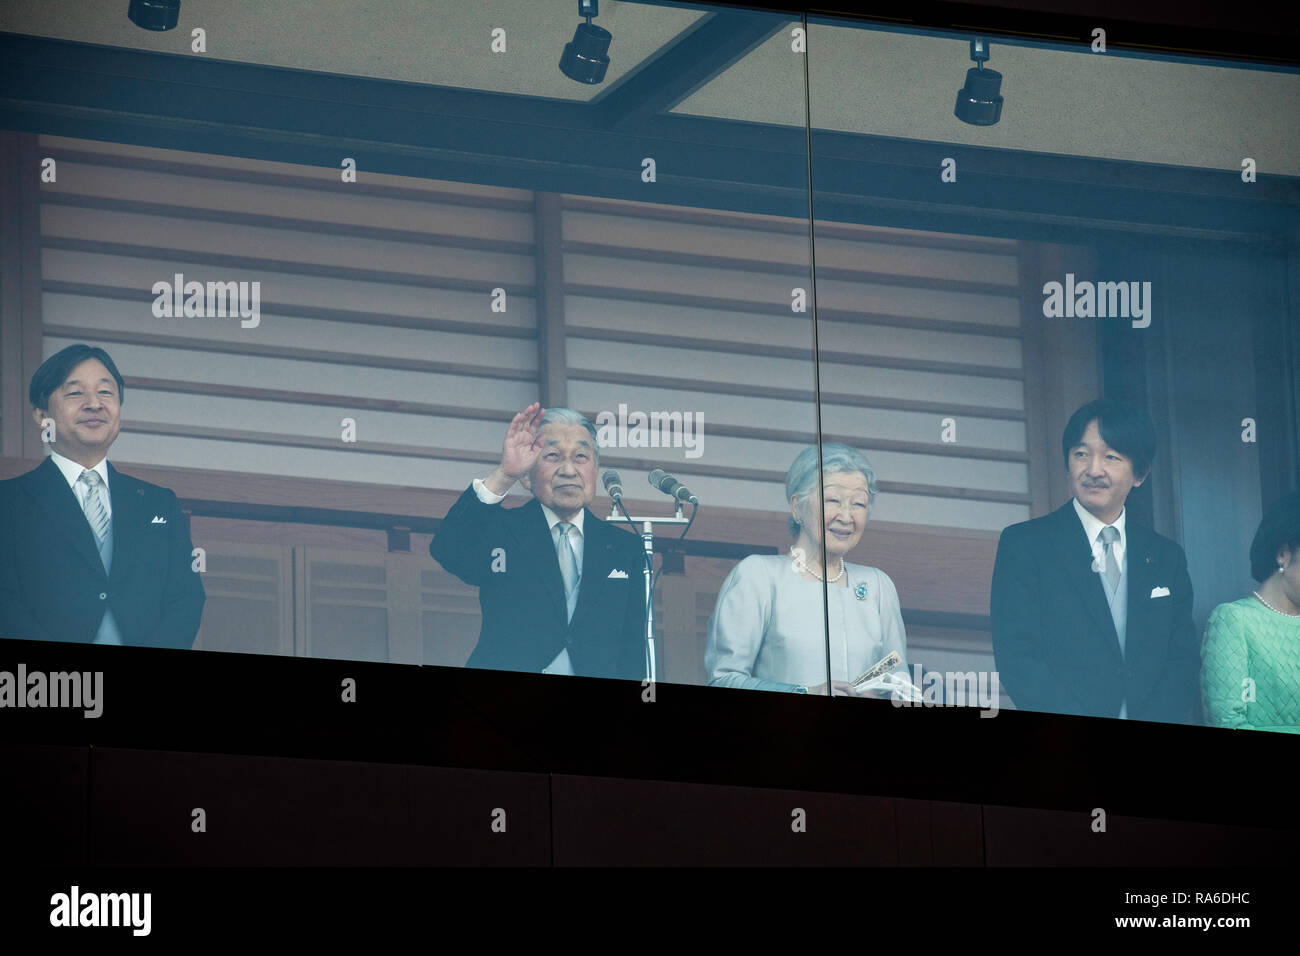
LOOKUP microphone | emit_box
[648,468,698,505]
[602,469,625,501]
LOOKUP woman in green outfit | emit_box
[1201,491,1300,733]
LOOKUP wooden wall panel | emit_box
[10,132,1049,670]
[561,197,1031,532]
[192,543,293,657]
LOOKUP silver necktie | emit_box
[78,470,110,543]
[1098,525,1120,598]
[557,521,581,623]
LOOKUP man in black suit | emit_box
[430,403,646,680]
[990,398,1198,723]
[0,344,205,648]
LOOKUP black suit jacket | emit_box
[0,457,205,649]
[430,486,646,680]
[990,500,1198,724]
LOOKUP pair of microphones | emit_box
[602,469,699,505]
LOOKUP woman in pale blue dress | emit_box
[705,443,912,697]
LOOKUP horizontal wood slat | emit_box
[44,146,536,212]
[42,237,541,301]
[567,324,1023,379]
[563,240,1018,296]
[41,192,536,254]
[814,307,1022,339]
[567,367,1027,419]
[561,196,1019,254]
[564,282,1019,337]
[43,324,535,382]
[45,280,535,340]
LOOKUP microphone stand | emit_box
[607,496,691,684]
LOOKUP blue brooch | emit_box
[854,583,869,600]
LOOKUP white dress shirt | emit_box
[49,450,111,518]
[1072,497,1125,575]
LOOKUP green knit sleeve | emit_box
[1201,604,1256,730]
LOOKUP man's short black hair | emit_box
[1249,490,1300,582]
[1061,398,1156,479]
[29,344,126,410]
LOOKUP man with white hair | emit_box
[430,403,646,679]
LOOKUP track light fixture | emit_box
[560,0,612,85]
[955,38,1003,126]
[128,0,180,31]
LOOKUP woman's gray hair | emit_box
[784,442,879,539]
[538,406,599,461]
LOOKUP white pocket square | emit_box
[151,515,167,524]
[607,569,628,579]
[1149,586,1170,598]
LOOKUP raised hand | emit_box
[483,403,547,495]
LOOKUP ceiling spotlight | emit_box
[128,0,181,31]
[560,0,612,84]
[955,38,1003,126]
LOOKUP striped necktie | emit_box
[78,469,110,543]
[556,521,581,623]
[1098,525,1120,599]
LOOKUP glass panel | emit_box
[414,1,827,691]
[0,0,830,692]
[807,16,1300,727]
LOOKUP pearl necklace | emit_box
[790,547,846,583]
[1252,590,1300,617]
[808,562,846,584]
